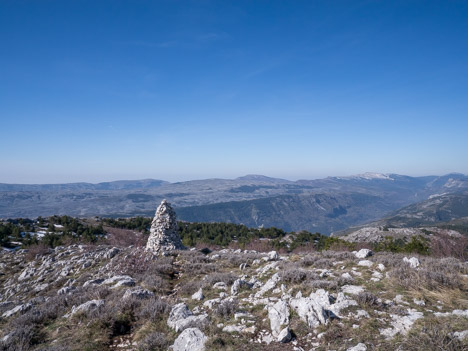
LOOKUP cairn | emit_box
[145,200,185,254]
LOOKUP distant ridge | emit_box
[0,179,168,192]
[1,173,467,234]
[235,174,291,183]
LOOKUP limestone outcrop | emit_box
[145,200,185,254]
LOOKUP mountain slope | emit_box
[177,192,398,234]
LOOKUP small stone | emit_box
[347,343,367,351]
[171,327,207,351]
[192,288,204,301]
[277,327,292,343]
[403,257,420,268]
[357,260,373,267]
[341,285,364,295]
[267,251,279,261]
[213,282,227,290]
[104,247,120,259]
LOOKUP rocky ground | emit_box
[1,244,467,351]
[337,226,464,243]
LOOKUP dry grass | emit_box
[395,317,468,351]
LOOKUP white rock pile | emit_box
[145,200,185,254]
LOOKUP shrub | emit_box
[214,299,238,320]
[389,257,465,291]
[397,317,467,351]
[137,297,171,323]
[137,332,169,351]
[279,268,320,284]
[356,292,380,307]
[430,234,468,260]
[0,325,36,351]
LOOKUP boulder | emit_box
[347,343,367,351]
[255,273,280,297]
[231,278,253,295]
[104,247,120,259]
[277,327,292,343]
[102,275,135,288]
[2,303,33,318]
[167,303,209,332]
[69,299,104,317]
[192,288,204,301]
[403,257,420,268]
[18,267,36,281]
[268,300,290,339]
[290,289,356,328]
[267,251,279,261]
[171,327,207,351]
[123,288,154,300]
[357,260,373,267]
[290,292,329,327]
[354,249,373,259]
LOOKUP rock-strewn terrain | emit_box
[1,243,467,350]
[337,226,464,243]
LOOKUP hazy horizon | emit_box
[1,1,467,184]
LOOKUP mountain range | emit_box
[1,172,467,235]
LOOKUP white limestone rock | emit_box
[171,327,207,351]
[341,285,365,295]
[454,330,468,340]
[231,278,253,295]
[192,288,204,301]
[267,251,279,261]
[255,273,280,297]
[347,343,367,351]
[403,257,420,268]
[354,249,373,259]
[289,289,357,328]
[290,291,329,327]
[357,260,373,267]
[222,324,245,333]
[123,288,154,300]
[167,303,209,332]
[2,303,33,318]
[68,299,104,317]
[268,300,290,337]
[380,309,424,338]
[213,281,229,290]
[18,267,36,281]
[104,247,120,259]
[277,327,292,343]
[102,275,135,288]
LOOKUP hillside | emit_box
[177,192,397,235]
[336,192,468,237]
[1,237,467,350]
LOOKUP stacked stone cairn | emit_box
[145,199,185,254]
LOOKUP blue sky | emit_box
[1,0,467,183]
